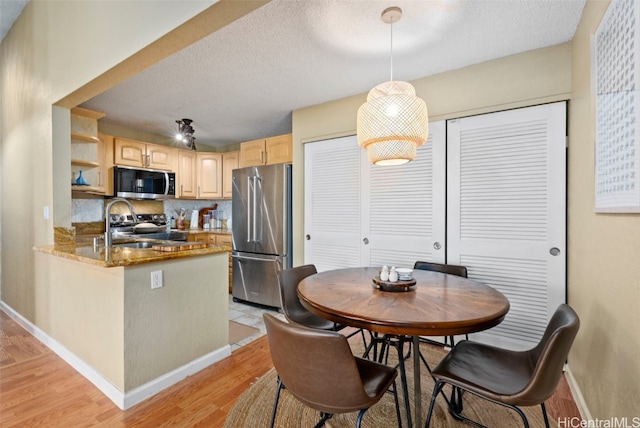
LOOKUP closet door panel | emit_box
[367,121,446,268]
[304,136,363,272]
[447,102,566,350]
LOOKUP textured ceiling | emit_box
[78,0,586,149]
[0,0,28,41]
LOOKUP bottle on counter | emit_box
[170,216,176,228]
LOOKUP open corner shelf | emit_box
[71,132,101,144]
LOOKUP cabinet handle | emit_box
[180,184,183,197]
[261,150,264,164]
[97,171,101,186]
[146,154,151,167]
[197,186,200,198]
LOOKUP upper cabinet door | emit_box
[114,138,146,167]
[177,150,197,198]
[265,134,292,165]
[239,139,266,168]
[197,152,223,199]
[222,151,239,198]
[147,145,175,171]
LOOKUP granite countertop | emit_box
[185,228,231,235]
[34,240,230,268]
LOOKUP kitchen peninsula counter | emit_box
[32,237,231,409]
[34,240,229,267]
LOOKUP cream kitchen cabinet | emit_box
[239,134,292,168]
[177,150,223,199]
[177,150,197,198]
[114,137,175,171]
[222,150,239,198]
[197,152,223,199]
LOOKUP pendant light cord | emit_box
[390,16,394,81]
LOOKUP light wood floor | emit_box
[0,309,580,427]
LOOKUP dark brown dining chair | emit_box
[278,264,335,330]
[413,261,468,278]
[413,261,469,346]
[263,313,402,428]
[424,303,580,428]
[278,264,369,345]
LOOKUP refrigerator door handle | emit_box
[232,253,280,263]
[246,175,252,243]
[252,176,259,243]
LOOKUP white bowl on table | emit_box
[396,268,413,280]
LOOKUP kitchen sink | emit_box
[115,241,156,249]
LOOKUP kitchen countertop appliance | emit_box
[232,163,292,308]
[109,213,187,241]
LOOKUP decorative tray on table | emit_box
[372,276,416,292]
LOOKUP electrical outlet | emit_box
[151,270,163,289]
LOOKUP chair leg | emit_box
[540,402,550,428]
[314,412,333,428]
[442,383,531,428]
[424,381,446,428]
[269,376,284,428]
[394,335,413,428]
[391,379,403,428]
[355,409,367,428]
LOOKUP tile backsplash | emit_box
[72,198,232,224]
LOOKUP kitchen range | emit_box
[108,212,187,242]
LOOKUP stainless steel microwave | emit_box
[113,166,175,200]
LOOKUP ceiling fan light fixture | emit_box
[357,7,428,165]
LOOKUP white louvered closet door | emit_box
[304,135,364,272]
[363,121,446,268]
[304,123,446,272]
[447,102,566,350]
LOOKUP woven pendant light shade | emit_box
[357,80,428,165]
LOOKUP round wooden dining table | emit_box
[297,266,510,427]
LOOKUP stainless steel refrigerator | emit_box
[231,163,292,308]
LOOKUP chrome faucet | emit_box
[104,198,137,247]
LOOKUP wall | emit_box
[569,0,640,419]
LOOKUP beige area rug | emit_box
[229,320,260,344]
[224,340,556,427]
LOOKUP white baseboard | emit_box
[564,364,592,421]
[0,301,231,410]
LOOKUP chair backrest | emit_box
[277,264,317,323]
[413,261,468,278]
[263,313,374,413]
[514,304,580,405]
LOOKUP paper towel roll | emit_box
[190,209,199,229]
